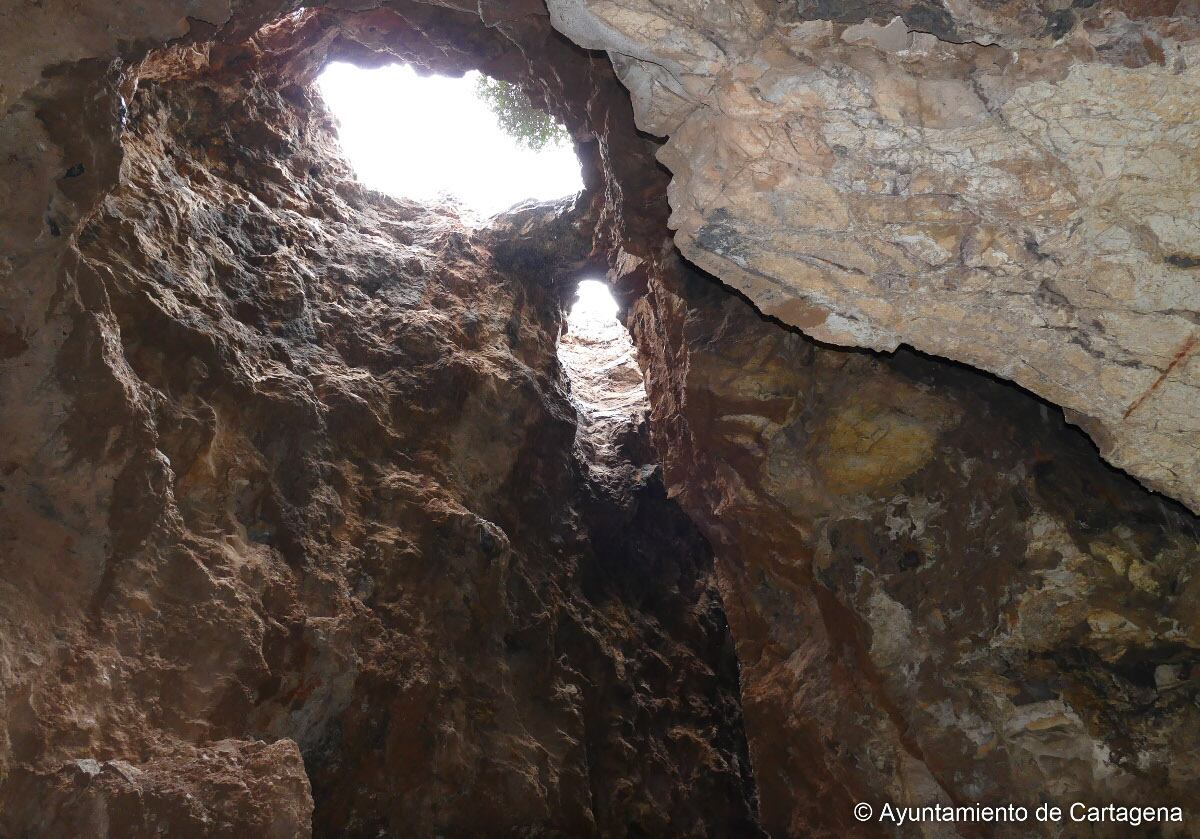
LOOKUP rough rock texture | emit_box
[2,739,313,838]
[0,16,761,835]
[5,0,1200,836]
[619,246,1200,837]
[547,0,1200,513]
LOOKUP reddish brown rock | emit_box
[3,0,1200,837]
[2,740,312,838]
[621,248,1200,837]
[0,7,760,835]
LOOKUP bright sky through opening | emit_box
[568,280,621,333]
[317,62,583,219]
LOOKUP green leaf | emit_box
[474,75,570,151]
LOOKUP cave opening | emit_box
[315,61,583,220]
[558,279,649,434]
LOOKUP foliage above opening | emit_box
[474,76,570,151]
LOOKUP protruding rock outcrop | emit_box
[548,0,1200,513]
[620,247,1200,837]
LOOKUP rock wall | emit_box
[546,0,1200,514]
[618,246,1200,836]
[0,15,761,835]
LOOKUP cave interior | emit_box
[1,1,1199,837]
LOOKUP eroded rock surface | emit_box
[0,15,760,835]
[620,246,1200,837]
[547,0,1200,512]
[4,0,1200,836]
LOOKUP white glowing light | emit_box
[316,62,582,219]
[568,280,620,331]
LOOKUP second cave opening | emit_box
[558,279,649,437]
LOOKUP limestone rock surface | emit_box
[547,0,1200,513]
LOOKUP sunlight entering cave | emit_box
[568,279,621,334]
[559,280,648,433]
[316,62,583,220]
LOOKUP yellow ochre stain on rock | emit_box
[814,383,956,494]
